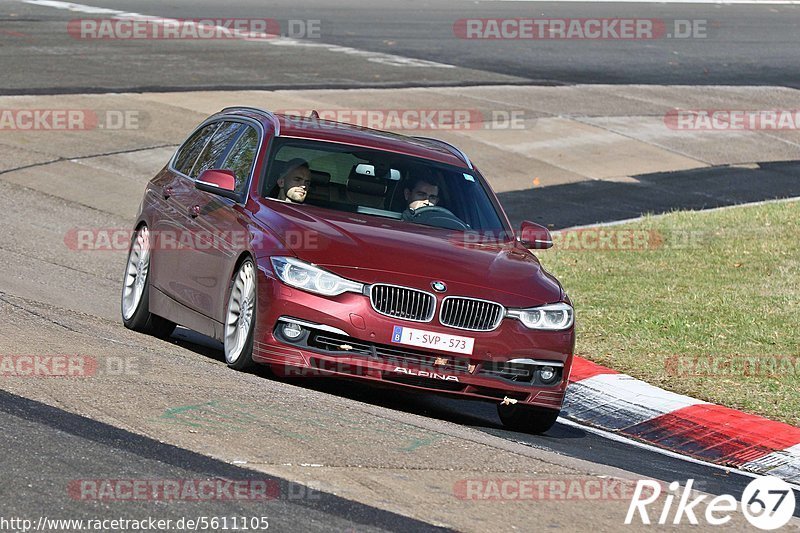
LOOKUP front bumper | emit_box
[252,271,574,411]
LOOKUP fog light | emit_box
[538,366,558,383]
[281,322,304,340]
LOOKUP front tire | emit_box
[224,259,256,371]
[497,403,560,434]
[121,225,176,339]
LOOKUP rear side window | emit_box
[221,125,259,194]
[190,121,244,179]
[173,123,218,176]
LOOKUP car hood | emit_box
[254,202,564,306]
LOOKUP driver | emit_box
[401,173,440,221]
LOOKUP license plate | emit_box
[390,325,474,355]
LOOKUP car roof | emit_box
[217,106,474,170]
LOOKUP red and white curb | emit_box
[564,357,800,484]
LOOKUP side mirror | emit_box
[195,169,239,201]
[519,220,553,249]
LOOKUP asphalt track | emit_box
[2,0,800,93]
[0,393,443,532]
[1,0,800,530]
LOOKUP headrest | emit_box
[273,160,287,177]
[310,170,330,186]
[347,175,387,196]
[347,164,386,196]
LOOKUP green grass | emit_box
[538,200,800,426]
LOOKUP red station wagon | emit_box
[122,107,575,433]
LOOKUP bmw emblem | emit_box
[431,281,447,293]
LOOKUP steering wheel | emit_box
[409,206,469,231]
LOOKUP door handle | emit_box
[190,205,201,218]
[163,185,174,199]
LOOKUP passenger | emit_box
[276,158,311,203]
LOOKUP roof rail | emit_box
[221,106,281,137]
[412,136,473,170]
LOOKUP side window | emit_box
[190,121,244,179]
[173,123,218,176]
[221,126,259,194]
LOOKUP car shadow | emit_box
[270,376,589,439]
[274,375,504,426]
[165,327,586,438]
[165,328,504,427]
[498,160,800,229]
[169,327,226,361]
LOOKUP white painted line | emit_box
[564,373,706,430]
[741,443,800,483]
[21,0,456,69]
[22,0,119,13]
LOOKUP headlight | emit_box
[506,302,573,330]
[270,257,364,297]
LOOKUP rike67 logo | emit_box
[626,476,796,530]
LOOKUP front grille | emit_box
[440,297,504,331]
[370,284,435,322]
[308,333,473,374]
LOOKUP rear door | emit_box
[150,121,220,298]
[174,120,262,322]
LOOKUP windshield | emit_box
[262,138,508,235]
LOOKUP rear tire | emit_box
[497,403,560,434]
[121,225,176,340]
